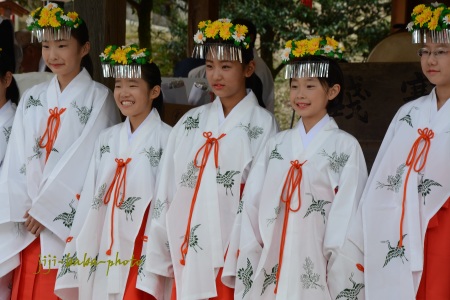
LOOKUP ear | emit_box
[327,84,341,101]
[149,85,161,100]
[244,60,255,78]
[3,71,13,88]
[81,41,91,57]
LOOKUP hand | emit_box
[23,210,45,237]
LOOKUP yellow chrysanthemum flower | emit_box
[198,20,209,29]
[292,40,308,57]
[428,15,439,30]
[205,22,221,38]
[415,8,432,27]
[104,46,113,56]
[307,38,321,55]
[412,4,426,16]
[110,48,128,64]
[285,40,293,48]
[40,9,51,19]
[38,16,49,27]
[234,24,248,36]
[326,37,339,49]
[49,15,60,27]
[67,12,79,21]
[219,22,233,40]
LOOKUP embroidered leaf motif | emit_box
[381,234,408,267]
[239,122,264,140]
[418,173,442,205]
[142,146,163,167]
[19,164,26,175]
[118,197,141,221]
[216,167,241,196]
[71,101,93,125]
[336,273,365,300]
[261,264,278,295]
[53,200,76,229]
[180,161,199,188]
[165,241,170,253]
[3,126,12,143]
[151,198,169,220]
[189,224,203,252]
[183,113,200,135]
[266,206,280,226]
[14,222,24,237]
[25,95,43,110]
[300,257,325,290]
[376,163,406,193]
[100,145,110,158]
[138,254,146,280]
[237,258,253,298]
[57,252,78,279]
[87,253,99,281]
[399,106,418,128]
[92,183,107,210]
[237,199,243,214]
[303,193,331,223]
[27,137,43,162]
[320,149,349,173]
[269,144,283,160]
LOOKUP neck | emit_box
[57,68,82,92]
[221,90,247,117]
[0,97,7,110]
[302,113,327,134]
[435,85,450,110]
[129,108,152,133]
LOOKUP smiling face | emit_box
[41,37,89,85]
[114,77,160,132]
[290,77,340,131]
[420,43,450,88]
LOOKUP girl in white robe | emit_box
[0,4,120,299]
[55,45,171,300]
[224,37,368,300]
[348,3,450,299]
[140,19,278,300]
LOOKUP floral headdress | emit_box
[192,18,252,63]
[407,2,450,43]
[26,2,83,42]
[100,44,152,78]
[281,36,344,79]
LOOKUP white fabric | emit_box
[142,90,278,299]
[299,114,330,148]
[223,118,367,299]
[0,100,16,170]
[0,68,120,278]
[54,109,171,300]
[348,88,450,299]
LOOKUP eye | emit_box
[42,44,49,49]
[290,84,298,89]
[222,65,231,70]
[307,85,315,88]
[206,64,213,69]
[418,48,430,57]
[436,50,448,56]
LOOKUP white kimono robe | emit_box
[0,68,120,278]
[225,118,367,300]
[54,109,171,300]
[0,100,16,169]
[141,91,278,299]
[348,89,450,299]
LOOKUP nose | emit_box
[426,52,438,64]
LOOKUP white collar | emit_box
[298,114,330,148]
[126,108,155,143]
[217,89,253,127]
[0,100,12,119]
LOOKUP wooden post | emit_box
[187,0,219,56]
[73,0,126,87]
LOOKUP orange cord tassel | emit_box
[39,107,66,163]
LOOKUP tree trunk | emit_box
[260,25,276,78]
[187,0,219,56]
[137,0,153,49]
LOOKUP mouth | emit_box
[49,63,64,68]
[295,102,310,109]
[427,69,439,74]
[212,84,224,90]
[120,100,135,107]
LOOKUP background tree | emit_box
[127,0,153,49]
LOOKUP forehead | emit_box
[291,77,319,83]
[423,43,450,48]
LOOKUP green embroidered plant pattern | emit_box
[119,197,141,221]
[237,199,243,214]
[25,95,43,110]
[71,101,93,125]
[300,257,325,290]
[3,126,12,143]
[183,113,200,135]
[87,253,99,281]
[92,183,107,210]
[303,193,331,223]
[382,234,408,267]
[165,240,170,253]
[237,258,253,298]
[100,145,110,158]
[138,254,146,280]
[151,198,169,220]
[142,146,163,167]
[320,149,349,173]
[239,122,264,140]
[399,106,418,127]
[335,273,365,300]
[418,173,442,205]
[216,167,241,196]
[180,161,199,188]
[189,224,203,252]
[266,206,280,226]
[53,200,76,229]
[269,144,283,160]
[19,164,26,175]
[57,252,78,279]
[376,163,406,193]
[261,264,278,295]
[28,137,43,162]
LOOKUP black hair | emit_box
[141,62,164,116]
[70,20,93,77]
[0,55,19,105]
[246,73,265,108]
[290,56,345,110]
